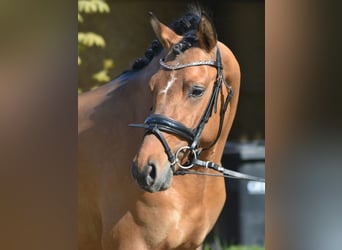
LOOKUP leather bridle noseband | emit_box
[129,46,264,182]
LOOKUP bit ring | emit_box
[174,146,197,169]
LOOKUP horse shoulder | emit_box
[78,79,132,250]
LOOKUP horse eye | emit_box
[189,86,205,98]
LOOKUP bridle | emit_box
[129,46,264,182]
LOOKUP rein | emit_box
[129,46,264,183]
[175,158,265,182]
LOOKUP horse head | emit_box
[131,12,235,192]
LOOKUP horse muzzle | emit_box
[131,160,173,192]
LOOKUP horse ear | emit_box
[149,12,182,49]
[197,14,217,52]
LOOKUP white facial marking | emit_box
[160,72,177,95]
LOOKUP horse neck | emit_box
[117,56,162,108]
[132,52,164,84]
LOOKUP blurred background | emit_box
[78,0,264,248]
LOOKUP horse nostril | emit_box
[132,161,159,189]
[145,163,156,186]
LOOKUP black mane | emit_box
[132,7,206,71]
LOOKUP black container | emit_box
[206,140,265,247]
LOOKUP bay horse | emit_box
[78,8,240,250]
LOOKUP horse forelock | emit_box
[172,31,198,56]
[132,6,212,71]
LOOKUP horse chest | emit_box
[163,209,210,249]
[132,202,211,249]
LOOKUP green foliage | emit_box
[78,0,110,14]
[78,32,106,48]
[78,13,83,23]
[92,59,114,83]
[204,235,264,250]
[78,0,112,92]
[78,0,110,65]
[204,245,264,250]
[225,246,264,250]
